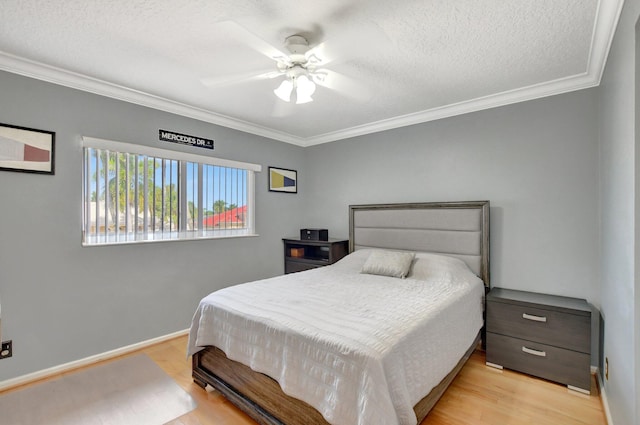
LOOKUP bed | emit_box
[188,201,490,425]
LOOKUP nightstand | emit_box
[282,238,348,274]
[485,287,591,393]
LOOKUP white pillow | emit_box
[361,250,415,278]
[407,252,474,281]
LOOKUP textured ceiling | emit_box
[0,0,624,146]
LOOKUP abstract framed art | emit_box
[268,166,297,193]
[0,123,55,175]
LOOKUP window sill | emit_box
[82,232,259,247]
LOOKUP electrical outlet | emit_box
[0,340,12,359]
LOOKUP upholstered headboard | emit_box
[349,201,490,287]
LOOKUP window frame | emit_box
[81,136,261,246]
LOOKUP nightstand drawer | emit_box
[284,260,323,274]
[487,300,590,353]
[486,332,590,391]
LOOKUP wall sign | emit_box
[159,129,214,150]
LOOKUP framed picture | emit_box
[268,166,297,193]
[0,123,55,175]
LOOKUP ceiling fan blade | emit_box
[313,69,372,102]
[306,22,390,67]
[217,20,291,63]
[201,69,282,88]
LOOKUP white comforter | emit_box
[187,249,484,425]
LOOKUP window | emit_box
[82,137,260,246]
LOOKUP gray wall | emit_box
[636,17,640,425]
[0,70,306,381]
[598,0,640,424]
[304,90,601,303]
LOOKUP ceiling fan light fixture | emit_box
[274,79,293,102]
[295,90,313,104]
[295,75,315,104]
[274,71,316,104]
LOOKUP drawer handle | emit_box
[522,313,547,323]
[522,346,547,357]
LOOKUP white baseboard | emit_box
[597,371,614,425]
[0,328,189,392]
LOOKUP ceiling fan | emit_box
[271,35,323,104]
[200,21,380,107]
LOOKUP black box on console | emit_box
[300,228,328,241]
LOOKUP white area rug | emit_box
[0,354,197,425]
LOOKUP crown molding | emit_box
[301,72,599,146]
[587,0,625,81]
[0,0,623,147]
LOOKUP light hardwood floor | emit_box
[4,335,608,425]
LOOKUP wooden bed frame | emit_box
[192,201,490,425]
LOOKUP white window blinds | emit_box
[82,137,260,245]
